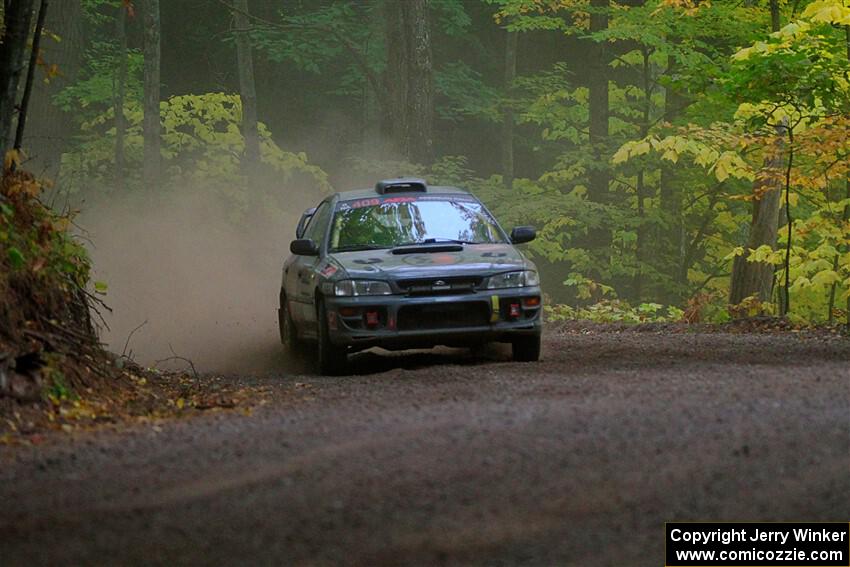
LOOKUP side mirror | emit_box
[510,226,536,245]
[295,207,316,238]
[290,238,319,256]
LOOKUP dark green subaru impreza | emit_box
[279,178,542,375]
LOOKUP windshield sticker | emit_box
[338,194,477,210]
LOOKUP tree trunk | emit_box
[142,0,161,188]
[13,0,47,154]
[384,0,433,165]
[384,0,408,160]
[728,131,784,306]
[113,2,127,190]
[770,0,780,35]
[845,26,850,331]
[633,47,652,302]
[845,177,850,331]
[0,0,35,161]
[502,29,517,188]
[586,0,610,206]
[659,55,688,302]
[728,1,783,313]
[233,0,260,177]
[583,0,611,282]
[405,0,433,165]
[21,0,83,179]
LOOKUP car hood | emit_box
[329,243,531,280]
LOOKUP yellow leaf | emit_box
[788,192,799,207]
[611,145,631,164]
[724,247,745,260]
[4,149,21,171]
[176,398,185,410]
[632,140,651,156]
[661,149,679,163]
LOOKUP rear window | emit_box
[329,195,505,252]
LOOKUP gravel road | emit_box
[1,327,848,566]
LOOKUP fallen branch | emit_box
[155,343,198,379]
[38,315,107,346]
[122,320,148,358]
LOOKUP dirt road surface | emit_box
[1,327,848,566]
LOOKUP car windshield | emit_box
[329,196,504,252]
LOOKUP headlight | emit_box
[334,280,392,296]
[486,270,539,289]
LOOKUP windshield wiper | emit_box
[332,244,388,252]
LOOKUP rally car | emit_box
[279,178,542,374]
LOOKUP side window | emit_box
[304,201,332,245]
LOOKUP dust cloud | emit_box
[80,190,309,374]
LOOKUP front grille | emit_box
[397,302,489,331]
[397,276,482,296]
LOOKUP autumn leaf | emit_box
[3,149,21,171]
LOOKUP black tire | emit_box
[279,294,299,351]
[316,299,348,375]
[512,334,541,362]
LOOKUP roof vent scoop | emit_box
[375,178,428,195]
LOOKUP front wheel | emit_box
[317,299,348,375]
[512,334,541,362]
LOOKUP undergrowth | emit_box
[1,154,108,404]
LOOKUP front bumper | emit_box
[324,287,542,351]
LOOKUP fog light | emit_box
[509,303,521,318]
[366,310,380,327]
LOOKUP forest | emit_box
[2,0,850,331]
[2,2,849,564]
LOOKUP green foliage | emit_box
[1,183,91,290]
[44,365,75,403]
[545,301,685,324]
[60,93,330,218]
[435,62,501,122]
[45,0,850,327]
[55,42,143,119]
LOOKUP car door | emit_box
[291,199,332,335]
